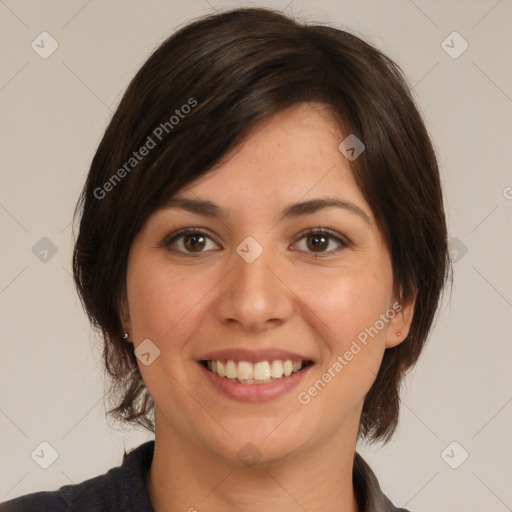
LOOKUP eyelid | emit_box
[293,226,349,243]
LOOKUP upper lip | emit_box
[198,348,313,363]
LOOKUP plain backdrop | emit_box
[1,1,511,511]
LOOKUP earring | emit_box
[122,333,129,342]
[396,331,401,337]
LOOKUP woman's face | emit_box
[123,102,413,465]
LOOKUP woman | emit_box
[1,7,449,512]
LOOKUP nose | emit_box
[213,239,294,333]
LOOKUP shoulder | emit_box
[0,441,155,512]
[0,471,109,512]
[0,468,117,512]
[0,490,67,511]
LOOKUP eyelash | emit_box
[161,227,349,258]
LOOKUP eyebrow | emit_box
[163,196,371,225]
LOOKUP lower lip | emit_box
[198,363,313,402]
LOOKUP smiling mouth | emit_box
[201,359,313,384]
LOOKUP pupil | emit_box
[185,234,205,251]
[309,235,326,251]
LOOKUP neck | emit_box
[146,409,360,512]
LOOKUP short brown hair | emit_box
[73,7,450,442]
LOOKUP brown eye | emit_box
[293,228,348,256]
[163,228,220,255]
[183,233,207,252]
[306,234,329,252]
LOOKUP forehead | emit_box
[175,103,371,218]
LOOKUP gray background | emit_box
[1,0,511,510]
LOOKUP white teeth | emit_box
[270,360,284,378]
[237,361,253,380]
[205,358,308,383]
[253,361,271,380]
[225,360,237,379]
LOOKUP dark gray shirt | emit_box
[0,441,410,511]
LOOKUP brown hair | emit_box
[73,7,450,442]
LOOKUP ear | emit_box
[385,292,416,349]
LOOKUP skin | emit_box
[121,102,415,512]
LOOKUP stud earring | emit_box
[396,331,401,337]
[122,333,130,342]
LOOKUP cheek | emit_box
[126,258,213,350]
[296,270,393,413]
[302,263,393,344]
[125,260,212,401]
